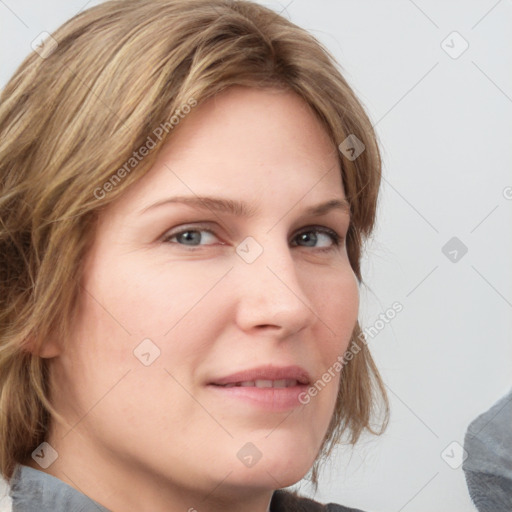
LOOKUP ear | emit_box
[22,336,62,358]
[38,340,62,358]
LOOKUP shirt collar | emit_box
[10,464,273,511]
[9,464,110,512]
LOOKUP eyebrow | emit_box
[139,195,351,219]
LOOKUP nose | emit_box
[233,237,317,338]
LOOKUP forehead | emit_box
[107,86,343,216]
[168,86,337,167]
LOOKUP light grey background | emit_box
[1,1,511,511]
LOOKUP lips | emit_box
[207,365,312,412]
[218,379,299,388]
[208,365,312,412]
[208,365,311,387]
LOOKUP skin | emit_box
[29,86,359,512]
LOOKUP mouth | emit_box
[207,365,311,411]
[212,379,301,389]
[208,364,311,387]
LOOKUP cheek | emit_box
[312,263,359,349]
[56,257,222,440]
[117,259,229,336]
[309,264,359,403]
[80,249,225,345]
[67,255,234,416]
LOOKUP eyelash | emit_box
[161,224,343,252]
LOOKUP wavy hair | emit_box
[0,0,389,487]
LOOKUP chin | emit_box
[223,446,317,490]
[218,468,309,496]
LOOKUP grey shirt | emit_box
[9,463,365,511]
[9,464,110,512]
[462,387,512,512]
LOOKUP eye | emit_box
[162,225,221,246]
[161,224,343,251]
[291,226,342,251]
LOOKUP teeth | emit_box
[255,379,273,388]
[219,379,298,388]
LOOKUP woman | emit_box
[0,1,389,510]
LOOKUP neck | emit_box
[26,426,274,512]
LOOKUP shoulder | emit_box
[270,489,367,512]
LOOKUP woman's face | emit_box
[43,86,359,509]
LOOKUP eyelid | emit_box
[160,222,345,250]
[160,223,222,243]
[292,225,344,249]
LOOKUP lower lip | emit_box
[207,384,309,412]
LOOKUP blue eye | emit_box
[292,227,342,251]
[162,227,219,246]
[161,225,343,250]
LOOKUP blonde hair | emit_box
[0,0,389,487]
